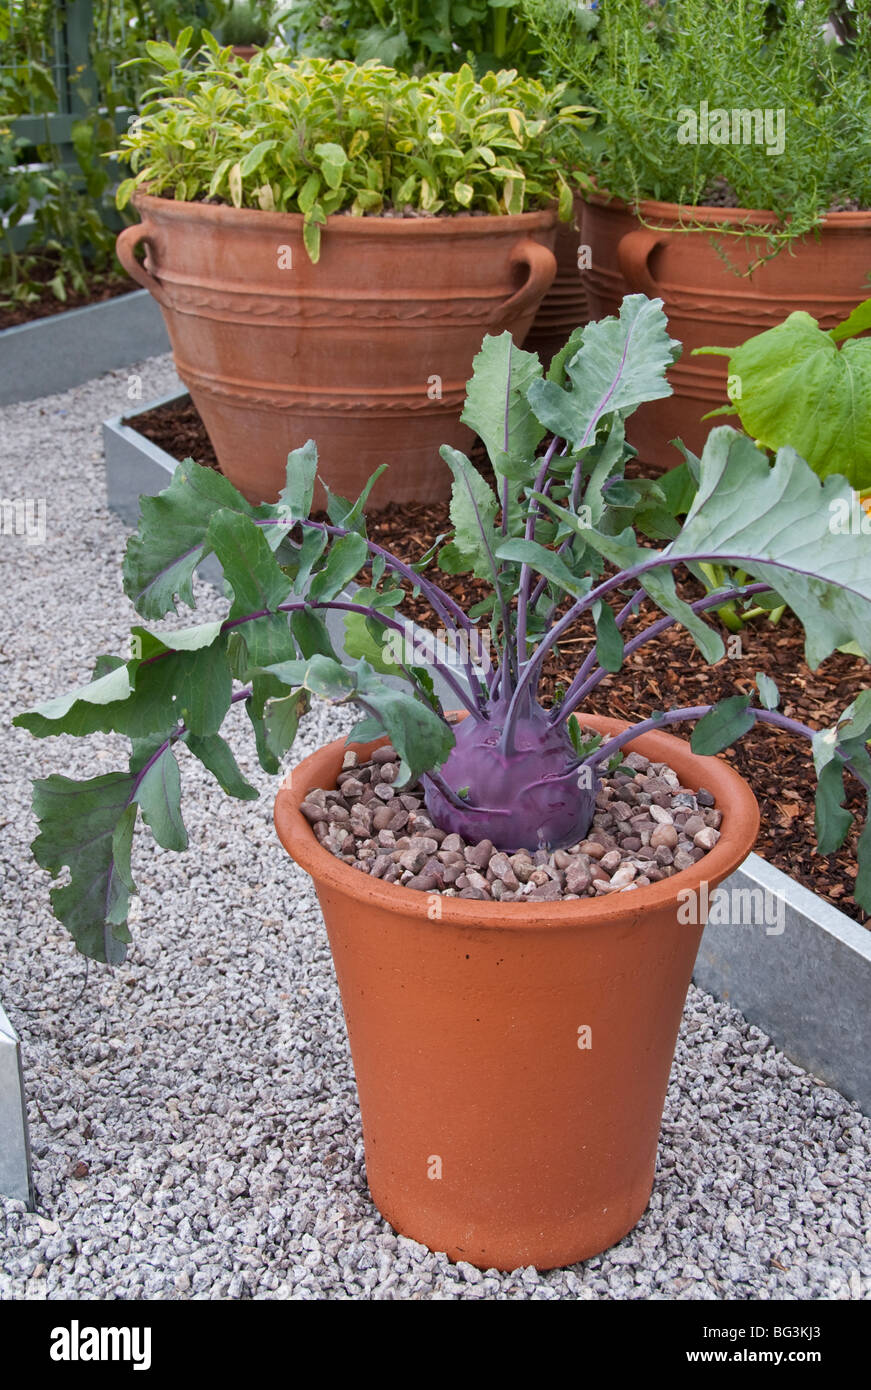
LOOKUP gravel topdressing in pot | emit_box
[299,739,722,902]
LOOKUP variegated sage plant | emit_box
[17,295,871,962]
[114,32,588,260]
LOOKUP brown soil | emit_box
[122,393,870,926]
[0,260,137,331]
[125,394,220,468]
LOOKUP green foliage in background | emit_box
[283,0,542,78]
[0,0,60,116]
[0,119,122,305]
[0,2,265,304]
[216,1,287,47]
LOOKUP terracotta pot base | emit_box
[274,715,760,1270]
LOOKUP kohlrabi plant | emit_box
[16,295,871,963]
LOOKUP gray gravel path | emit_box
[1,358,869,1300]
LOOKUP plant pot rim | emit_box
[130,190,560,237]
[582,188,871,231]
[274,713,760,932]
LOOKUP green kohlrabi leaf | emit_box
[856,817,871,913]
[345,713,388,743]
[131,738,187,852]
[131,621,224,656]
[307,532,369,602]
[807,695,871,908]
[16,633,233,742]
[245,674,289,775]
[814,759,854,855]
[691,696,756,755]
[831,689,871,747]
[229,613,298,673]
[133,637,233,738]
[592,599,624,673]
[342,611,398,675]
[31,773,138,964]
[291,609,339,661]
[183,732,259,800]
[277,440,319,521]
[257,653,354,701]
[493,538,589,598]
[439,445,501,581]
[254,655,453,786]
[460,332,545,482]
[289,528,328,593]
[321,465,387,533]
[667,427,871,667]
[123,460,280,620]
[13,662,131,732]
[581,415,629,528]
[350,676,455,787]
[206,510,293,617]
[546,324,586,387]
[656,459,698,518]
[755,673,780,711]
[567,721,602,759]
[263,689,309,764]
[526,294,680,452]
[532,494,725,666]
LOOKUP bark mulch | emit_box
[124,393,220,468]
[122,394,869,927]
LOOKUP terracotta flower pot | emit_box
[522,198,589,368]
[274,713,759,1271]
[581,193,871,470]
[116,196,558,508]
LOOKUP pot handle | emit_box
[115,223,165,302]
[616,227,668,296]
[490,237,558,327]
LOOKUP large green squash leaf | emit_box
[698,309,871,488]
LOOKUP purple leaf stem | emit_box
[551,582,773,727]
[583,704,817,772]
[500,543,826,753]
[515,434,563,673]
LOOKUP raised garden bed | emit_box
[0,283,169,406]
[102,389,871,1115]
[0,264,136,331]
[0,1000,34,1208]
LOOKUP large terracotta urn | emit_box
[117,195,559,508]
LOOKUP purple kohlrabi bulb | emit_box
[423,698,598,852]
